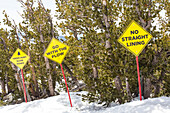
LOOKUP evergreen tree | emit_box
[56,0,169,106]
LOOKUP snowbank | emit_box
[0,92,169,113]
[103,96,170,113]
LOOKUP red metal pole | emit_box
[136,56,142,101]
[60,64,73,107]
[21,69,27,103]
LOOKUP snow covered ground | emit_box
[0,91,170,113]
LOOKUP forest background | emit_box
[0,0,169,107]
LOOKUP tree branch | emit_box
[135,0,146,27]
[145,0,152,30]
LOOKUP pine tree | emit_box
[56,0,170,106]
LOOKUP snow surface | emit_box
[0,92,170,113]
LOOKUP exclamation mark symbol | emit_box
[18,52,20,55]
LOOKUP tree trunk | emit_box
[44,49,54,96]
[144,78,151,99]
[16,73,23,91]
[114,76,123,93]
[102,0,115,77]
[126,77,132,100]
[47,72,54,96]
[92,64,98,78]
[28,83,36,98]
[154,84,160,97]
[114,76,123,104]
[28,49,39,97]
[52,61,57,90]
[38,66,47,97]
[141,75,144,98]
[39,25,54,96]
[11,63,23,93]
[6,75,12,93]
[0,78,6,95]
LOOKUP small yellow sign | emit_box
[10,48,30,69]
[118,20,152,56]
[44,38,69,64]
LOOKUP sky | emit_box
[0,0,56,28]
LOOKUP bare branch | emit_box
[145,0,152,30]
[135,0,146,27]
[0,37,7,50]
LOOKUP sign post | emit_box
[136,56,142,100]
[118,20,152,101]
[44,38,72,107]
[60,64,73,107]
[10,48,30,103]
[21,69,27,103]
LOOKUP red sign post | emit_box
[60,64,72,107]
[21,69,27,103]
[136,56,142,101]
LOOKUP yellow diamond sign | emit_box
[118,20,152,56]
[10,48,30,69]
[44,38,69,64]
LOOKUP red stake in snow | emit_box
[136,56,142,101]
[21,69,27,103]
[60,64,73,107]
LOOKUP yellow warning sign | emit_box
[44,38,69,64]
[118,20,152,56]
[10,48,30,69]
